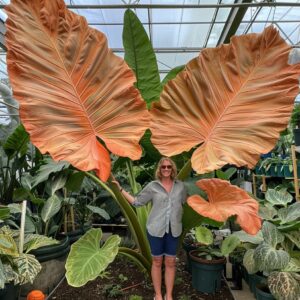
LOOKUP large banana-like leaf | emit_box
[150,27,300,174]
[5,0,149,182]
[123,9,161,105]
[187,179,261,235]
[65,228,121,287]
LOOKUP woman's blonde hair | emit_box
[155,157,177,181]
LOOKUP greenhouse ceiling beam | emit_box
[64,2,300,9]
[88,20,300,26]
[217,0,252,45]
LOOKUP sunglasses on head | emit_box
[161,165,172,170]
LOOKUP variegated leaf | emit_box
[284,230,300,249]
[278,202,300,224]
[0,260,5,289]
[243,249,259,274]
[265,189,293,207]
[0,234,18,257]
[23,234,59,253]
[232,230,263,244]
[262,221,284,247]
[259,205,277,220]
[13,253,41,285]
[254,242,289,272]
[283,258,300,272]
[268,271,300,300]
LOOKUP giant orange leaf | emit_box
[187,179,261,235]
[5,0,149,181]
[150,27,300,174]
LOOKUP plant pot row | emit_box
[255,164,295,177]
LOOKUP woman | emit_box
[113,157,187,300]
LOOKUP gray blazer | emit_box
[133,180,187,238]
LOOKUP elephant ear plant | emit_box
[5,0,300,287]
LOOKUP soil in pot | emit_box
[49,250,234,300]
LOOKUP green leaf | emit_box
[13,253,41,285]
[140,129,161,162]
[194,226,213,245]
[0,207,10,220]
[0,234,18,256]
[243,249,259,274]
[24,234,59,253]
[41,195,61,223]
[118,247,151,272]
[262,221,284,248]
[21,173,34,190]
[3,124,29,158]
[268,271,300,300]
[259,205,277,220]
[278,202,300,224]
[254,243,290,272]
[87,205,110,220]
[232,230,263,244]
[65,228,121,287]
[284,230,300,249]
[161,65,185,86]
[221,235,240,256]
[283,258,300,272]
[32,157,70,188]
[45,173,68,196]
[123,9,161,106]
[65,171,85,192]
[265,189,293,207]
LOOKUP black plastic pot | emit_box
[182,239,197,273]
[248,273,265,297]
[256,284,275,300]
[65,225,91,244]
[294,128,300,146]
[189,249,226,294]
[0,283,19,300]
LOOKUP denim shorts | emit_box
[146,230,179,257]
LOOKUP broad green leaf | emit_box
[32,157,70,188]
[23,234,59,253]
[21,173,34,190]
[66,228,121,287]
[118,247,151,272]
[45,173,68,196]
[268,271,300,300]
[265,189,293,207]
[0,234,18,256]
[41,195,61,223]
[232,230,263,244]
[2,263,18,285]
[195,226,213,245]
[243,249,259,274]
[25,216,36,233]
[221,235,240,256]
[259,205,277,220]
[278,220,300,232]
[65,172,85,192]
[283,258,300,272]
[161,65,185,86]
[8,203,22,214]
[254,243,290,272]
[13,253,41,285]
[3,124,29,159]
[140,129,161,162]
[123,9,161,105]
[262,221,284,247]
[278,202,300,224]
[87,205,110,220]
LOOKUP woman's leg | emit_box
[152,256,164,300]
[164,255,176,300]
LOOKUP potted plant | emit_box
[188,225,240,293]
[242,188,300,299]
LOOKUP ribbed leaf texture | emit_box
[5,0,149,181]
[187,179,261,234]
[150,26,300,174]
